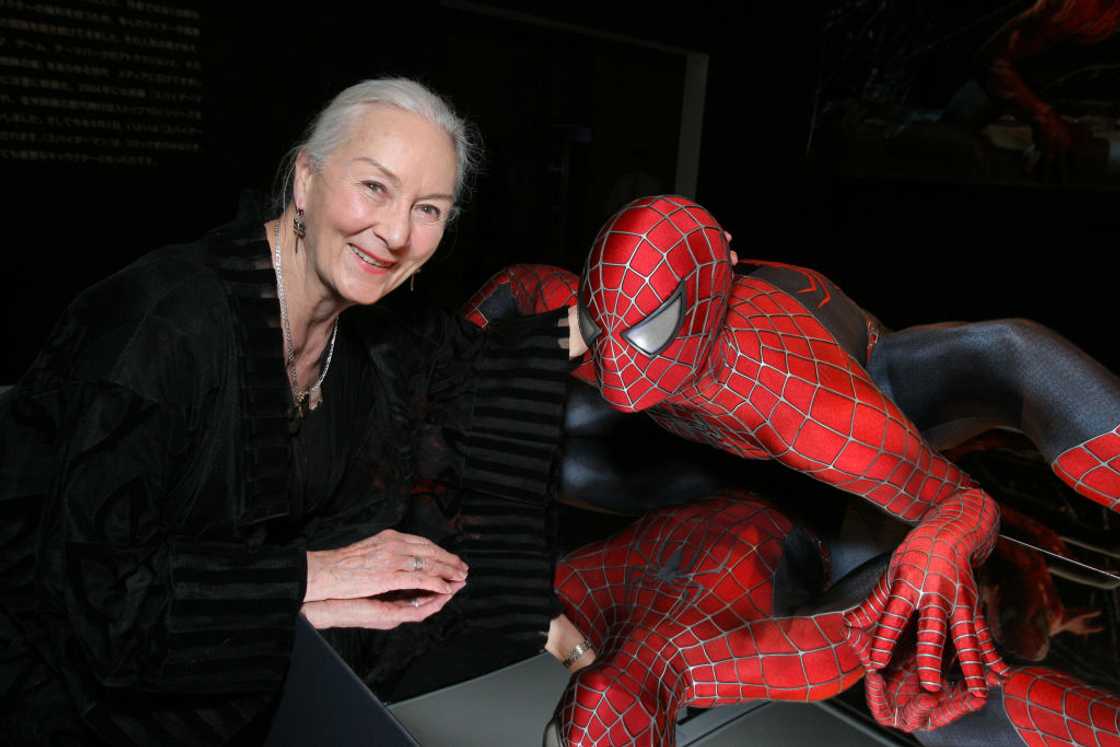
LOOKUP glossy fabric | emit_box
[0,218,569,745]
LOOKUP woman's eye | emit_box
[363,180,387,196]
[415,204,442,223]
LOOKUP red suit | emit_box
[575,196,1007,712]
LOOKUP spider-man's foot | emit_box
[1053,425,1120,512]
[462,264,578,328]
[463,264,596,381]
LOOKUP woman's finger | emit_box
[389,592,457,625]
[397,554,468,581]
[392,535,467,569]
[383,570,456,595]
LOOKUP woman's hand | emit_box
[305,528,468,604]
[563,305,588,359]
[545,613,596,671]
[301,584,464,630]
[844,490,1008,698]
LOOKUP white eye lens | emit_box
[578,304,601,346]
[622,283,685,356]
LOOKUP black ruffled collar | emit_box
[207,221,292,526]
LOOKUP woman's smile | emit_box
[347,243,397,273]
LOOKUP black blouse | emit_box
[0,217,568,745]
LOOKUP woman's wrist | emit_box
[546,614,596,671]
[304,549,329,603]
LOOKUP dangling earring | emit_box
[292,207,306,239]
[410,268,420,292]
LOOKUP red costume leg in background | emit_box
[1003,667,1120,747]
[868,320,1120,514]
[548,496,863,747]
[870,656,1120,745]
[1053,429,1120,511]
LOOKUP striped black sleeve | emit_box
[459,308,571,505]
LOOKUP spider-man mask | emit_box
[578,195,733,412]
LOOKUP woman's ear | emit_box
[293,150,312,210]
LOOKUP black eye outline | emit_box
[578,303,601,347]
[622,281,685,356]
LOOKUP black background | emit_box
[4,1,1118,381]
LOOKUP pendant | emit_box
[308,383,323,412]
[287,397,307,435]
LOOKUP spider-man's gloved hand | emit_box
[861,649,1003,732]
[843,489,1010,726]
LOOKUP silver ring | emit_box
[410,555,425,572]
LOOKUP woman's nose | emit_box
[377,202,412,251]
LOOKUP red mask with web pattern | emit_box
[578,195,733,412]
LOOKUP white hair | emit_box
[276,78,481,214]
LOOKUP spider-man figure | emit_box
[462,194,1120,735]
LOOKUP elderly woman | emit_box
[0,79,587,745]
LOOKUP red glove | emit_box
[863,650,1004,732]
[844,489,1009,722]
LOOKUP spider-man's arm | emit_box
[709,284,1009,704]
[745,383,1007,699]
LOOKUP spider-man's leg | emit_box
[868,319,1120,511]
[874,664,1120,746]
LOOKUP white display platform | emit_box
[391,652,908,746]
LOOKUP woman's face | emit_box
[294,103,458,307]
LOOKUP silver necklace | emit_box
[271,220,338,416]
